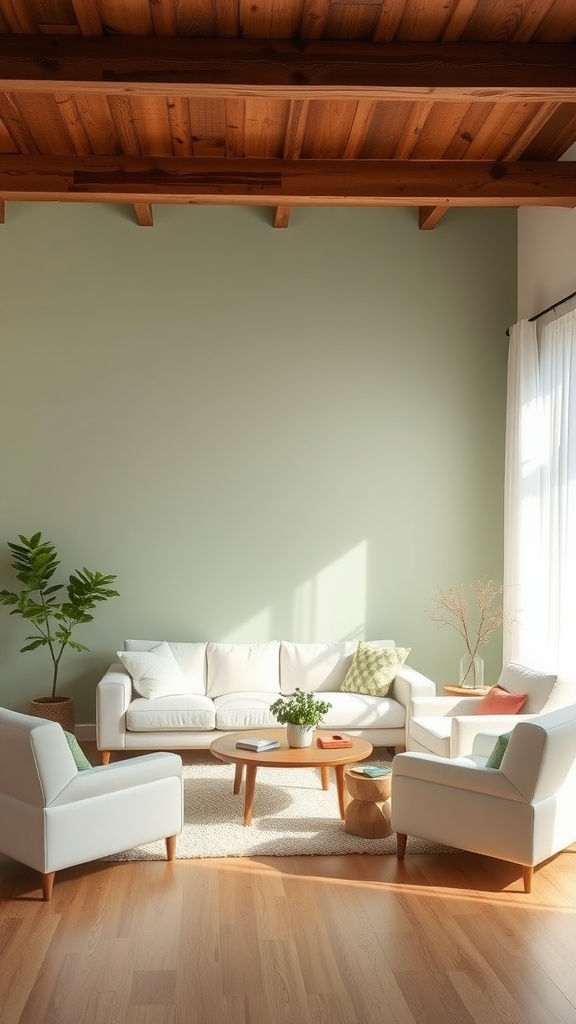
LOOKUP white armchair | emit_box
[391,702,576,892]
[0,708,183,900]
[407,661,573,758]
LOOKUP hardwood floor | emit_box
[2,748,576,1024]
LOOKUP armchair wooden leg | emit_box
[523,865,533,894]
[396,833,407,861]
[165,835,177,861]
[101,751,111,765]
[42,872,55,901]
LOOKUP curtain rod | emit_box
[506,289,576,337]
[529,289,576,322]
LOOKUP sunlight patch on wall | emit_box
[292,541,367,642]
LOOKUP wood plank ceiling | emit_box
[0,0,576,228]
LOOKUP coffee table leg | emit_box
[320,766,330,790]
[243,764,257,826]
[233,761,244,794]
[335,765,346,819]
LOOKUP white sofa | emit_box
[392,703,576,893]
[96,639,436,763]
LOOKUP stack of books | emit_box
[316,735,353,749]
[349,764,392,778]
[235,737,280,752]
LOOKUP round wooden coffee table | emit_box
[210,729,372,826]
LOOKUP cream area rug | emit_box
[105,760,456,861]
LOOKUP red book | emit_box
[317,735,353,749]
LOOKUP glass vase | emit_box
[459,654,485,689]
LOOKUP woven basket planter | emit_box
[28,696,75,734]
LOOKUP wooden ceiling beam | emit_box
[134,202,153,226]
[419,206,448,230]
[1,37,576,102]
[2,156,576,207]
[273,98,310,229]
[419,99,562,230]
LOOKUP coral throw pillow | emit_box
[475,685,528,715]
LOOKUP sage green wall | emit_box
[0,203,516,721]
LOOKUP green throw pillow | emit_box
[340,643,411,697]
[486,731,512,769]
[64,730,92,771]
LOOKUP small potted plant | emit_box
[270,688,332,748]
[0,532,119,731]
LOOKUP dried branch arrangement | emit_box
[430,579,505,682]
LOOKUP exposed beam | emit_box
[419,99,562,230]
[1,156,576,207]
[273,98,310,229]
[419,206,447,230]
[273,205,291,228]
[134,202,153,226]
[1,38,576,102]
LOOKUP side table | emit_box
[442,685,491,697]
[344,766,392,839]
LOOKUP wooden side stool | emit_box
[343,766,393,839]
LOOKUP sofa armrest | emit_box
[392,751,526,802]
[450,713,537,758]
[471,730,505,757]
[392,666,436,708]
[409,694,480,717]
[50,752,183,805]
[96,662,132,752]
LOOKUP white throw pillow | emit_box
[124,639,206,694]
[206,642,280,698]
[118,642,193,700]
[497,662,558,714]
[280,642,359,694]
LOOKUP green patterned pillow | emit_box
[340,643,411,697]
[486,731,512,769]
[64,730,92,771]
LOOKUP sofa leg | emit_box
[523,865,533,893]
[165,836,177,861]
[394,745,406,755]
[42,872,55,901]
[396,833,407,861]
[101,751,111,765]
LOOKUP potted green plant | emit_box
[270,688,332,748]
[0,532,119,731]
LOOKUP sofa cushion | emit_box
[214,692,282,731]
[124,639,206,695]
[280,641,359,694]
[126,695,216,731]
[340,643,410,697]
[486,731,513,769]
[316,691,406,731]
[496,662,558,714]
[64,730,92,770]
[409,717,451,757]
[206,642,280,698]
[474,685,527,715]
[119,643,193,700]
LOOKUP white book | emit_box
[235,738,280,751]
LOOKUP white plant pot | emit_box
[286,724,315,748]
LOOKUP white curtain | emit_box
[504,310,576,678]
